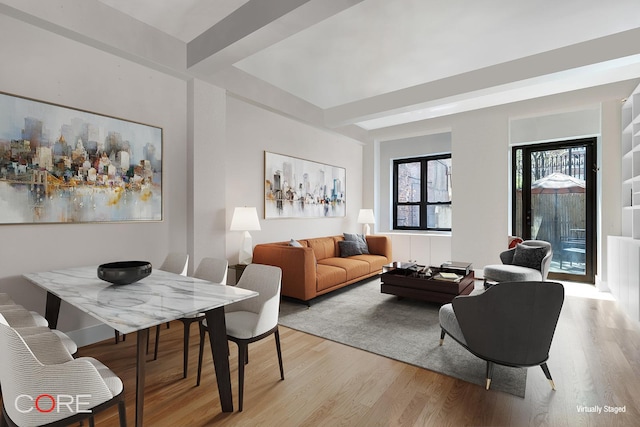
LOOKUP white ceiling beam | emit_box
[0,0,188,78]
[324,27,640,128]
[186,0,364,75]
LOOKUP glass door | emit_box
[512,138,596,283]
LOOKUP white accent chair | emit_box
[196,264,284,411]
[177,257,228,378]
[483,240,553,283]
[0,322,126,427]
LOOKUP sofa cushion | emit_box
[512,243,546,271]
[350,254,388,273]
[319,257,370,281]
[307,237,337,261]
[343,233,370,254]
[338,240,362,257]
[316,264,347,291]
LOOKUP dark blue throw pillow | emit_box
[343,233,370,254]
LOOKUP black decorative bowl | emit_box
[97,261,152,285]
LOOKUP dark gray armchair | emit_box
[438,281,564,390]
[483,240,553,283]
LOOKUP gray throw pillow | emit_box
[512,244,547,271]
[338,240,362,257]
[343,233,370,254]
[289,239,303,247]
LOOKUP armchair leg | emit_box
[439,329,445,346]
[485,361,494,390]
[540,363,556,390]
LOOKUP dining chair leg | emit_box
[275,328,284,380]
[237,341,248,412]
[118,399,127,427]
[196,323,206,386]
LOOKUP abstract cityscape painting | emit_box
[0,92,162,224]
[264,151,345,219]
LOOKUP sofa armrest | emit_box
[365,235,392,261]
[252,244,317,301]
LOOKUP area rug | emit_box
[279,277,527,398]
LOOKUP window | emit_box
[393,154,452,231]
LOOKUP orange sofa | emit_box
[252,235,392,302]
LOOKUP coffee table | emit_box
[380,266,475,303]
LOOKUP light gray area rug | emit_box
[279,278,527,398]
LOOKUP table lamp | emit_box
[357,209,375,235]
[230,207,261,264]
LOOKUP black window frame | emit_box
[392,153,452,231]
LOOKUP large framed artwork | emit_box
[0,92,162,224]
[264,151,346,218]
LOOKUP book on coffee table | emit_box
[433,272,463,282]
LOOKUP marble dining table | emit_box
[23,265,258,427]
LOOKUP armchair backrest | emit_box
[500,240,553,280]
[452,281,564,367]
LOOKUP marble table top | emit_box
[24,266,258,334]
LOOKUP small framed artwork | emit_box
[264,151,346,218]
[0,92,162,224]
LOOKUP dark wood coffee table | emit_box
[380,267,475,303]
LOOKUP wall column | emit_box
[187,79,227,274]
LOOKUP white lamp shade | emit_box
[230,207,261,231]
[357,209,375,224]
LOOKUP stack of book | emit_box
[433,271,463,282]
[440,261,473,275]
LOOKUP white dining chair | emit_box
[196,263,284,411]
[0,304,77,355]
[114,252,189,359]
[176,257,228,378]
[0,322,126,427]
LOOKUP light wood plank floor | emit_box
[81,284,640,427]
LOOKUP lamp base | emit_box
[362,223,371,235]
[238,231,253,265]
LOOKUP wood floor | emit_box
[81,286,640,427]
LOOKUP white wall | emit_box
[224,96,364,262]
[378,132,451,233]
[369,81,637,281]
[0,15,188,344]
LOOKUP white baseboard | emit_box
[595,275,609,292]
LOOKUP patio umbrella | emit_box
[531,172,585,194]
[530,172,585,254]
